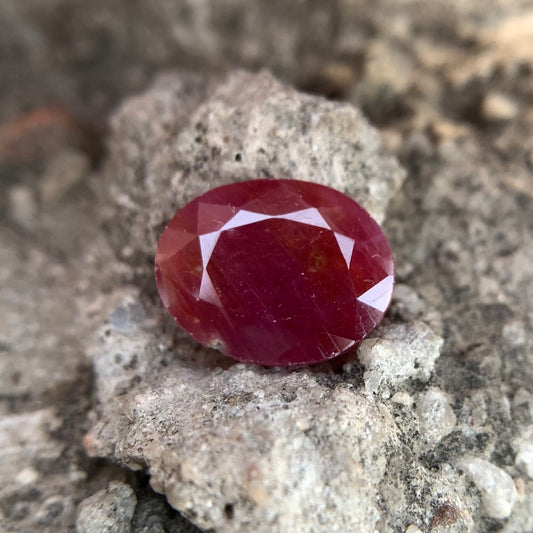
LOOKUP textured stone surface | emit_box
[0,113,195,533]
[416,389,457,448]
[1,0,531,123]
[103,70,404,264]
[81,72,409,532]
[83,60,533,531]
[85,290,401,532]
[1,1,532,532]
[356,322,442,396]
[76,481,137,533]
[0,228,95,533]
[456,457,518,520]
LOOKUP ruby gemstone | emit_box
[155,179,394,366]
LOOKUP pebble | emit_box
[40,148,89,205]
[417,389,456,446]
[15,467,39,486]
[391,284,425,320]
[76,481,136,533]
[482,93,518,122]
[358,322,443,394]
[8,184,37,227]
[456,456,518,519]
[391,391,414,407]
[515,439,533,479]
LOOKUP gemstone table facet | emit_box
[155,179,394,366]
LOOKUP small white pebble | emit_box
[417,389,456,446]
[482,92,518,121]
[8,185,37,227]
[405,525,423,533]
[358,322,443,394]
[40,148,89,204]
[502,321,526,346]
[16,467,39,485]
[391,391,414,407]
[456,456,518,519]
[516,441,533,479]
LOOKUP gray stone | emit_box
[76,481,137,533]
[389,283,426,321]
[355,322,443,396]
[515,433,533,480]
[102,70,404,263]
[85,291,399,532]
[84,55,533,531]
[502,478,533,533]
[39,147,90,205]
[456,457,518,520]
[416,389,457,447]
[131,487,202,533]
[82,71,415,532]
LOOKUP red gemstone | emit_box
[155,179,394,366]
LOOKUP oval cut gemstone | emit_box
[155,179,394,366]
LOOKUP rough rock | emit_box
[85,290,400,532]
[416,389,457,448]
[501,478,533,533]
[83,57,533,531]
[130,487,203,533]
[388,283,427,322]
[456,457,518,520]
[515,432,533,480]
[81,71,423,532]
[103,69,404,264]
[355,321,443,396]
[76,481,137,533]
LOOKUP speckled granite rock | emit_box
[85,289,439,533]
[83,60,533,532]
[103,69,404,264]
[75,51,533,531]
[84,70,413,532]
[76,481,137,533]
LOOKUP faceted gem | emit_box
[155,179,394,366]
